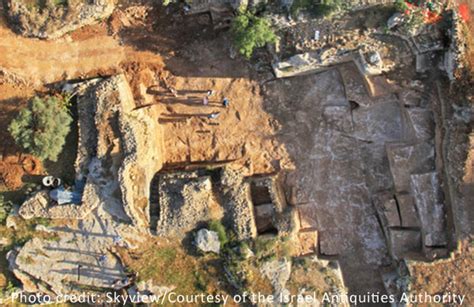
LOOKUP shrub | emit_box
[290,0,311,16]
[292,0,344,18]
[394,0,409,12]
[231,10,277,59]
[253,236,277,259]
[208,219,229,247]
[8,96,73,162]
[317,0,345,16]
[0,196,12,225]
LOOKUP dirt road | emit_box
[0,10,125,85]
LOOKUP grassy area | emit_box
[119,239,229,297]
[286,258,342,299]
[208,219,229,248]
[0,217,54,250]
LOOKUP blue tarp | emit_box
[49,178,86,205]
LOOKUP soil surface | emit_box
[0,2,289,189]
[409,243,474,306]
[0,84,42,190]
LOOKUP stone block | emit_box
[395,193,420,228]
[410,172,447,247]
[388,228,422,259]
[386,142,435,193]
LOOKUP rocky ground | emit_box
[0,0,472,305]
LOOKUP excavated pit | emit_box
[6,6,471,300]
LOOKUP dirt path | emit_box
[0,9,125,85]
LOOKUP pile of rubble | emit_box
[272,21,398,79]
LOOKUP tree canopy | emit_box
[8,96,73,162]
[231,11,277,59]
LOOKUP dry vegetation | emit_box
[117,238,231,298]
[409,242,474,306]
[287,258,343,299]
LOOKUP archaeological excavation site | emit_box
[0,0,472,306]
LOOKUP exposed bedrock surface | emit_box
[3,0,115,39]
[262,64,452,296]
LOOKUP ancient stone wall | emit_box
[113,75,165,231]
[154,171,219,237]
[221,167,258,240]
[19,75,165,231]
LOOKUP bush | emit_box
[8,96,72,162]
[231,10,277,59]
[394,0,409,12]
[317,0,345,17]
[253,236,277,259]
[208,220,229,248]
[292,0,344,18]
[0,196,12,225]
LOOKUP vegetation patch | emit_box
[119,239,229,296]
[286,258,342,300]
[231,10,277,59]
[20,0,70,11]
[208,219,229,248]
[0,216,58,297]
[8,95,73,162]
[0,196,12,225]
[0,217,54,251]
[291,0,344,18]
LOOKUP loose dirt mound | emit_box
[0,155,42,190]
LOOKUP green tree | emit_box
[394,0,409,12]
[8,96,72,162]
[231,10,277,59]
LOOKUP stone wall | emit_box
[444,12,466,81]
[221,167,258,240]
[19,75,165,232]
[154,171,219,237]
[110,75,165,231]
